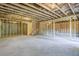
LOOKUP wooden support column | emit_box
[51,22,53,34]
[74,17,77,37]
[53,20,55,39]
[0,20,1,38]
[47,22,49,35]
[70,17,72,38]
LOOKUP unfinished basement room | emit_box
[0,3,79,56]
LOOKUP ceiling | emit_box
[0,3,79,21]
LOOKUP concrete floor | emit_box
[0,34,79,56]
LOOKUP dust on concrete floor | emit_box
[0,35,79,56]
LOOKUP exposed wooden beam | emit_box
[37,3,62,18]
[68,3,77,17]
[0,4,52,20]
[54,3,68,16]
[24,3,57,19]
[12,3,53,19]
[0,9,51,21]
[0,7,48,21]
